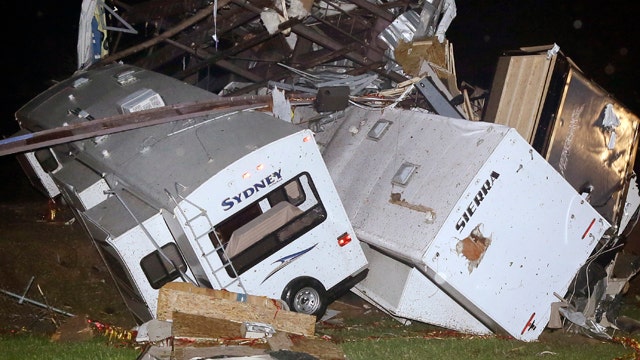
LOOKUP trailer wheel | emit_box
[282,278,327,319]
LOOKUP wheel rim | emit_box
[292,286,321,314]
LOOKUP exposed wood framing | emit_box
[91,0,414,94]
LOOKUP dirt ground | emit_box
[2,156,640,347]
[0,161,137,335]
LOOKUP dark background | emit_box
[3,1,639,131]
[447,1,639,116]
[1,1,638,171]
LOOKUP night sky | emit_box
[447,1,639,116]
[3,1,639,134]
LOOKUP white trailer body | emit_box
[13,64,368,323]
[319,107,610,341]
[357,242,491,335]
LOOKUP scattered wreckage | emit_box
[2,0,640,347]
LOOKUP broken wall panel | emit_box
[483,52,555,143]
[486,46,640,230]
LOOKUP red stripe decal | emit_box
[521,312,536,335]
[582,218,596,239]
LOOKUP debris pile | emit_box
[136,283,345,360]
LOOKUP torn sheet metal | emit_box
[414,0,445,39]
[271,87,293,122]
[434,0,456,43]
[562,251,640,338]
[272,64,380,97]
[378,10,421,53]
[379,0,457,52]
[414,0,457,43]
[602,103,621,150]
[319,107,610,341]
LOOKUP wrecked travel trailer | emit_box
[3,0,640,344]
[485,45,640,337]
[313,46,640,342]
[317,106,610,341]
[9,63,369,323]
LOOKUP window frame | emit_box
[210,172,326,277]
[140,242,188,289]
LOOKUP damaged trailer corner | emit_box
[484,44,640,337]
[484,44,640,236]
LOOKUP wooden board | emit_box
[156,282,316,336]
[483,53,554,143]
[172,311,244,340]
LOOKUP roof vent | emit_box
[115,69,138,86]
[392,162,418,186]
[367,119,392,140]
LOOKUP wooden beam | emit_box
[163,39,264,82]
[0,95,273,156]
[344,0,395,22]
[291,24,408,83]
[97,2,230,65]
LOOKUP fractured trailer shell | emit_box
[318,107,610,341]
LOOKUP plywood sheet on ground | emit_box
[157,282,316,336]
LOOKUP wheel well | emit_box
[281,276,328,318]
[281,276,326,300]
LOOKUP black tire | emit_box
[282,277,327,319]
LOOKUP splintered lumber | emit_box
[172,312,245,340]
[157,282,316,336]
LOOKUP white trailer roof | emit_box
[15,64,300,210]
[320,107,510,262]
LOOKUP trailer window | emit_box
[210,172,326,277]
[96,240,144,302]
[94,239,151,322]
[140,243,188,289]
[35,148,60,173]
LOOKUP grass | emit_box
[2,303,640,359]
[341,336,634,360]
[0,334,140,360]
[1,332,637,360]
[317,301,640,360]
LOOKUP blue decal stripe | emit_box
[261,244,318,284]
[273,244,318,264]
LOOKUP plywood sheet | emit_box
[484,54,552,143]
[157,282,316,336]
